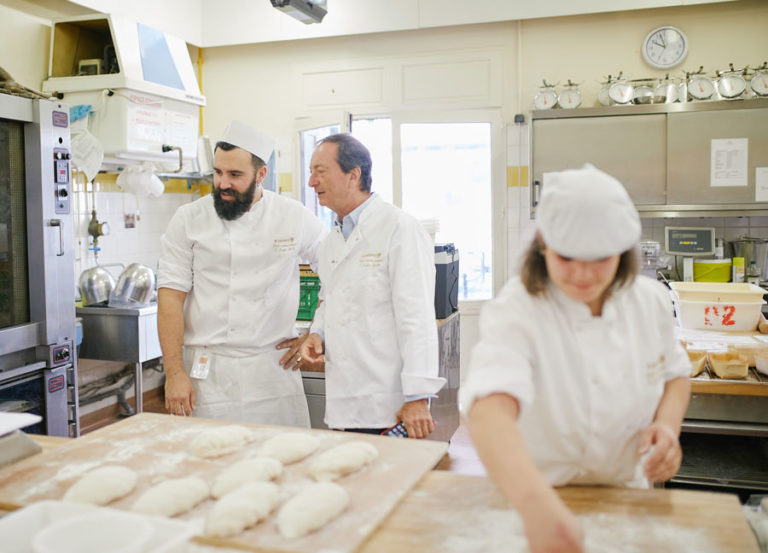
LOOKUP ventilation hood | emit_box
[41,14,207,176]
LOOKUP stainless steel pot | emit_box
[729,236,768,281]
[78,266,116,305]
[109,263,156,307]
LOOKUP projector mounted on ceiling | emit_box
[270,0,327,24]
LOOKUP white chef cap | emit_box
[536,164,641,260]
[220,120,274,163]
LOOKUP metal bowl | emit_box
[78,266,116,305]
[109,263,156,307]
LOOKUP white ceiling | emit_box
[1,0,738,47]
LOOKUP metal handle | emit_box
[50,219,64,256]
[532,180,541,210]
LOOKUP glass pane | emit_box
[401,123,493,301]
[300,124,340,229]
[350,117,393,204]
[0,119,30,328]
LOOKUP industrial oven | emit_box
[0,94,79,437]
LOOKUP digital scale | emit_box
[665,227,716,282]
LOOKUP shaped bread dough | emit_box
[309,441,379,481]
[131,476,209,516]
[277,482,349,539]
[211,457,283,498]
[63,465,138,505]
[188,425,253,458]
[205,481,280,538]
[258,433,320,464]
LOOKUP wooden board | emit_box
[358,471,760,553]
[0,413,447,553]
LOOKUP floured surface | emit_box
[0,413,447,553]
[438,508,717,553]
[358,471,759,553]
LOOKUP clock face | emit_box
[642,26,688,69]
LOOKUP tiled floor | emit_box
[434,423,487,476]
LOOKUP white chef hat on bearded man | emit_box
[220,120,274,163]
[536,164,641,261]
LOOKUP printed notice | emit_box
[710,138,748,187]
[757,167,768,202]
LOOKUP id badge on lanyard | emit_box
[190,349,211,380]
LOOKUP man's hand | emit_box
[396,399,435,439]
[299,333,325,365]
[164,369,195,416]
[276,333,310,371]
[637,422,682,483]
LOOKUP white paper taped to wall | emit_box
[710,138,748,187]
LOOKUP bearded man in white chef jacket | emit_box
[299,134,446,438]
[157,121,325,426]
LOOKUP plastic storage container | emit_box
[669,282,766,303]
[673,299,765,331]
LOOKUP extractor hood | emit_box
[41,14,207,176]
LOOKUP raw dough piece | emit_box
[63,465,138,505]
[205,481,280,538]
[188,425,253,458]
[211,457,283,498]
[258,433,320,464]
[131,476,209,516]
[277,482,349,539]
[309,441,379,481]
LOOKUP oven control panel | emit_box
[53,147,71,215]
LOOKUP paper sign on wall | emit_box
[757,167,768,202]
[710,138,748,187]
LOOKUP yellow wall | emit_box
[521,1,768,109]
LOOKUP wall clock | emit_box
[642,26,688,69]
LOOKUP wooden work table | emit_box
[13,427,758,553]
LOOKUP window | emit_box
[400,122,493,301]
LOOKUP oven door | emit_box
[0,362,69,436]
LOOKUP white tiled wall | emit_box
[641,217,768,252]
[506,123,536,280]
[72,186,198,288]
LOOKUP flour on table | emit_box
[258,432,320,464]
[63,465,138,505]
[211,457,283,498]
[277,482,349,539]
[439,507,719,553]
[132,476,209,516]
[309,441,379,481]
[205,481,280,538]
[188,425,253,458]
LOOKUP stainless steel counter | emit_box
[75,303,162,413]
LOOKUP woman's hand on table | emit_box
[520,488,585,553]
[638,422,682,483]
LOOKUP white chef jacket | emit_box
[460,275,690,486]
[158,189,325,425]
[311,194,446,428]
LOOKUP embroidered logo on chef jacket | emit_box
[273,237,296,253]
[645,354,665,384]
[359,252,383,268]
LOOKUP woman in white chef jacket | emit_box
[461,165,691,553]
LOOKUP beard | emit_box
[213,178,258,221]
